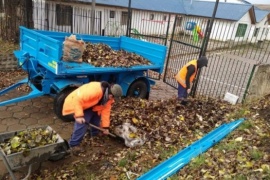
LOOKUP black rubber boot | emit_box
[181,100,188,106]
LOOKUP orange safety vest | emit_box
[62,82,114,128]
[175,60,198,88]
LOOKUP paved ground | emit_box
[0,79,176,177]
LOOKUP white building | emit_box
[32,0,270,42]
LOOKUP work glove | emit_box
[75,117,85,124]
[102,127,110,135]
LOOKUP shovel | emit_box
[85,122,117,137]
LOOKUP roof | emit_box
[76,0,185,14]
[74,0,268,22]
[184,1,252,21]
[254,9,270,22]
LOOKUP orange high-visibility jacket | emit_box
[175,60,198,88]
[62,82,114,127]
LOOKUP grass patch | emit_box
[250,149,263,160]
[216,140,240,151]
[190,154,206,169]
[238,120,253,131]
[118,158,128,167]
[159,146,178,161]
[234,174,247,180]
[227,107,250,120]
[127,151,137,161]
[117,151,137,168]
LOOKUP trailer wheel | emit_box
[54,88,77,122]
[127,80,148,99]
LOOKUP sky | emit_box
[198,0,270,5]
[246,0,270,4]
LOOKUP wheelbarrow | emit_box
[0,126,70,180]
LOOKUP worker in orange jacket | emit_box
[62,81,123,154]
[175,56,208,105]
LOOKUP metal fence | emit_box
[0,0,172,79]
[1,0,270,102]
[0,0,173,41]
[164,15,270,102]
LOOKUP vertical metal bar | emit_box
[191,0,219,97]
[70,5,73,33]
[163,15,177,82]
[90,0,96,34]
[242,64,257,102]
[126,0,131,37]
[45,2,49,30]
[164,13,171,46]
[129,8,132,37]
[190,19,210,97]
[98,11,102,35]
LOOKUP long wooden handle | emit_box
[85,122,116,137]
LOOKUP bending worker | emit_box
[175,56,208,105]
[62,81,123,155]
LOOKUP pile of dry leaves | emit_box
[82,43,151,67]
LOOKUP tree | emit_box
[0,0,32,42]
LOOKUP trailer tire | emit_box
[127,80,148,99]
[54,88,77,122]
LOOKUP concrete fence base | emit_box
[246,64,270,102]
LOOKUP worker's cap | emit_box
[110,84,123,98]
[197,56,208,68]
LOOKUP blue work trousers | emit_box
[69,108,101,147]
[177,83,188,99]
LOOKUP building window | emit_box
[150,14,154,20]
[163,15,167,21]
[56,4,73,26]
[235,23,247,37]
[110,11,115,18]
[121,12,128,25]
[253,28,259,37]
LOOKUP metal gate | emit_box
[164,15,204,89]
[164,15,270,102]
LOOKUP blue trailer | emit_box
[0,26,167,121]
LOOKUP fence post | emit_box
[126,0,132,37]
[90,0,96,35]
[163,15,178,82]
[164,14,171,46]
[242,64,257,103]
[190,0,220,97]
